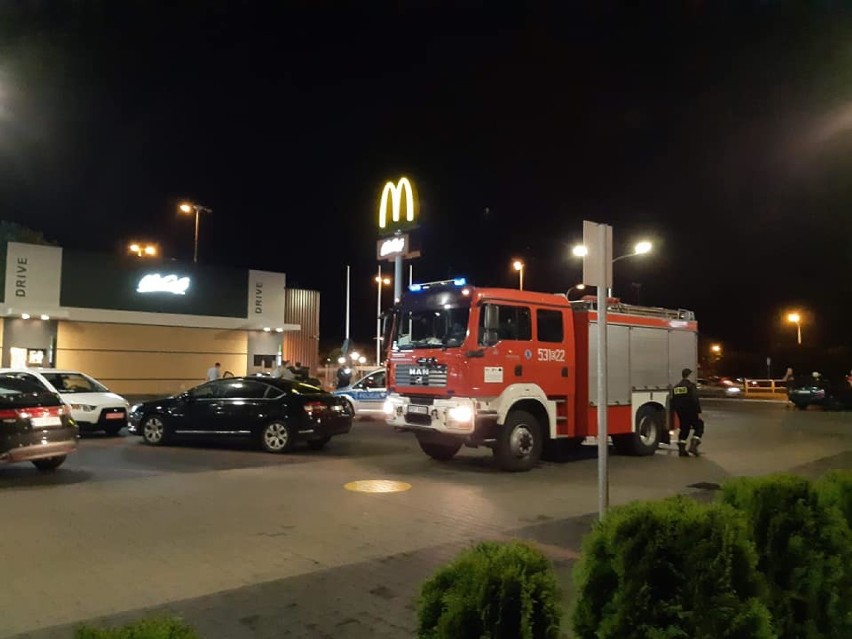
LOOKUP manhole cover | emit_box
[344,479,412,494]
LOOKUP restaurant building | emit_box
[0,242,320,395]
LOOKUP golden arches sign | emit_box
[378,177,417,230]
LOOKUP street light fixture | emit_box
[572,240,653,298]
[512,259,524,290]
[567,283,586,299]
[786,312,802,345]
[375,267,392,365]
[178,201,212,263]
[711,344,722,355]
[128,242,159,258]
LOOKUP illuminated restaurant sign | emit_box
[137,273,191,295]
[378,177,417,231]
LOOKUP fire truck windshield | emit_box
[391,291,471,351]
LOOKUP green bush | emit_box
[416,540,562,639]
[817,469,852,530]
[74,616,199,639]
[721,474,852,639]
[572,496,774,639]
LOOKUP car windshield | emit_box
[391,288,471,350]
[43,372,108,393]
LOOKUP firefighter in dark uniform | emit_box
[671,367,704,457]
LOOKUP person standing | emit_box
[671,367,704,457]
[336,365,352,390]
[206,362,222,382]
[273,360,295,380]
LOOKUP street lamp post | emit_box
[375,267,391,365]
[608,241,652,298]
[512,259,524,290]
[567,283,586,299]
[179,202,212,263]
[786,312,802,345]
[571,240,652,298]
[128,242,158,258]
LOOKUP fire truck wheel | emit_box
[613,405,661,456]
[495,410,543,472]
[417,436,462,461]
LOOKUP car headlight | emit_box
[70,403,97,411]
[130,404,141,413]
[448,405,474,422]
[726,387,742,395]
[383,400,395,415]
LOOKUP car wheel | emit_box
[794,402,808,411]
[344,399,356,419]
[141,415,168,445]
[307,436,331,451]
[32,456,66,472]
[261,420,294,453]
[416,434,462,461]
[494,409,542,472]
[103,423,123,437]
[613,406,662,456]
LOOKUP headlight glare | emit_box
[448,405,474,422]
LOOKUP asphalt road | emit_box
[2,399,850,639]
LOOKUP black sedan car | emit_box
[0,377,79,471]
[128,377,353,452]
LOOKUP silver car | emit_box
[332,369,387,419]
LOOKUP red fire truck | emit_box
[383,278,697,471]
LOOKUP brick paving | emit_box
[2,401,850,639]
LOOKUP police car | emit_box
[332,369,387,419]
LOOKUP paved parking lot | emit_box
[3,400,851,638]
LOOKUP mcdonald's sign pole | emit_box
[378,177,419,303]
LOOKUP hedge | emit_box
[817,469,852,530]
[721,474,852,639]
[416,540,562,639]
[74,616,199,639]
[572,496,774,639]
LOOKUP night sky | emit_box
[2,2,852,363]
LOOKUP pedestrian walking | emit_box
[206,362,222,381]
[671,367,704,457]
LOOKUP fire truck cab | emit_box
[383,279,697,471]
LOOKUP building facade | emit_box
[0,242,320,395]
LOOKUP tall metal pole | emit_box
[409,264,413,287]
[797,323,802,345]
[520,267,524,291]
[376,265,382,366]
[393,231,403,302]
[596,224,609,518]
[193,208,200,263]
[345,265,350,340]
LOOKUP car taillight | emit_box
[0,406,62,420]
[303,401,326,414]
